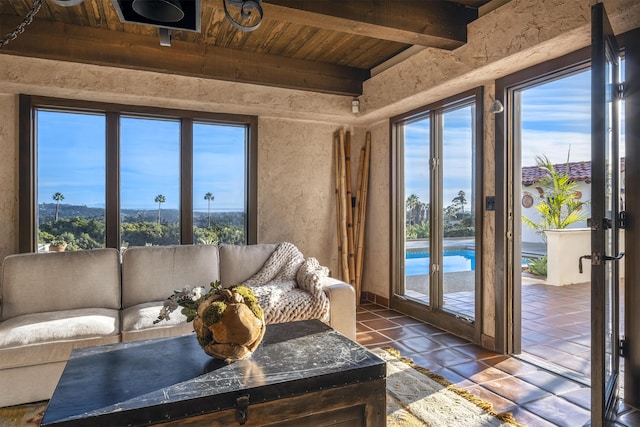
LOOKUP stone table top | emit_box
[41,319,385,426]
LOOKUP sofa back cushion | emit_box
[1,248,121,320]
[219,243,278,286]
[121,245,220,308]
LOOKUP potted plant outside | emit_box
[48,239,67,252]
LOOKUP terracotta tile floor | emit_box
[356,301,639,427]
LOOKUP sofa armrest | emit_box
[321,277,356,341]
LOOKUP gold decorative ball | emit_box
[192,286,265,362]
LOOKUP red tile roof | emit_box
[522,158,625,185]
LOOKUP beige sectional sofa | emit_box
[0,243,355,407]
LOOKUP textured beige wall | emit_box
[0,94,18,260]
[361,121,390,299]
[0,56,359,265]
[257,118,366,274]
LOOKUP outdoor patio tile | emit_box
[482,375,551,404]
[522,330,558,344]
[568,334,592,347]
[523,395,590,427]
[522,311,544,320]
[545,338,589,355]
[559,387,591,410]
[547,354,590,376]
[516,370,583,395]
[615,408,640,426]
[524,344,572,361]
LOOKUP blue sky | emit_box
[404,69,605,209]
[404,105,475,207]
[37,111,246,211]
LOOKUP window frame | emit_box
[19,95,258,252]
[389,87,484,343]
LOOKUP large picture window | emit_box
[20,96,257,252]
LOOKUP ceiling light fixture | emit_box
[50,0,85,5]
[132,0,184,23]
[112,0,201,46]
[223,0,263,32]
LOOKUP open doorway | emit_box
[505,58,627,394]
[515,69,595,384]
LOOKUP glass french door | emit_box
[392,89,482,341]
[591,3,622,423]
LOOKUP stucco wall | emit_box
[0,94,17,260]
[0,57,360,270]
[257,118,367,274]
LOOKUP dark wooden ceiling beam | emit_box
[0,15,368,96]
[262,0,475,49]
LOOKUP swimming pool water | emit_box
[405,250,474,275]
[405,250,532,275]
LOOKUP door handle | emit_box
[578,255,591,273]
[579,252,625,273]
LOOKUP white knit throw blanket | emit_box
[241,242,330,324]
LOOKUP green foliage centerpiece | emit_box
[155,281,265,362]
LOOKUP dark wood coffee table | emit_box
[41,320,386,426]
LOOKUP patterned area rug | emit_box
[0,401,46,427]
[0,348,525,427]
[374,347,525,427]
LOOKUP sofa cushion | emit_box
[219,243,278,286]
[1,249,121,320]
[121,245,220,308]
[0,308,120,369]
[120,302,195,342]
[121,301,189,332]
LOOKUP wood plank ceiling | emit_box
[0,0,493,96]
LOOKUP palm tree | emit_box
[52,192,64,222]
[452,190,467,215]
[154,194,166,224]
[406,194,420,226]
[522,154,587,242]
[204,192,214,227]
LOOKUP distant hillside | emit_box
[38,203,245,228]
